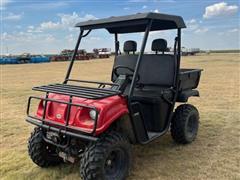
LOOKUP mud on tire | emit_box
[80,131,131,180]
[28,127,62,167]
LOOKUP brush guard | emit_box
[26,80,120,141]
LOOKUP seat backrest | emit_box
[123,40,137,54]
[112,40,138,81]
[138,54,175,86]
[112,39,176,87]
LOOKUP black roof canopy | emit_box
[76,12,186,33]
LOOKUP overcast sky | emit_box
[1,0,239,55]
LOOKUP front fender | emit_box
[93,95,129,135]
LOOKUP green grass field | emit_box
[1,53,239,179]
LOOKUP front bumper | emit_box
[26,94,100,142]
[26,116,98,142]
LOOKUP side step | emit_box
[147,131,161,139]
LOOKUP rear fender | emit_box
[177,89,199,102]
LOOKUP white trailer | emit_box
[181,47,200,56]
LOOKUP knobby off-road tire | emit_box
[28,127,62,167]
[80,131,131,180]
[171,104,199,144]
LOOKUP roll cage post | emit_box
[64,29,91,84]
[128,19,153,98]
[114,33,119,56]
[176,28,181,88]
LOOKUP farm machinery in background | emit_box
[1,47,112,64]
[93,48,111,58]
[158,47,200,56]
[0,53,50,64]
[50,49,91,61]
[50,48,111,62]
[16,53,31,63]
[181,47,200,56]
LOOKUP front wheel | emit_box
[171,104,199,144]
[80,131,131,180]
[28,127,62,167]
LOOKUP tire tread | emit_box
[171,104,199,144]
[80,131,131,180]
[28,127,62,167]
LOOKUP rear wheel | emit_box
[28,127,62,167]
[80,131,131,180]
[171,104,199,144]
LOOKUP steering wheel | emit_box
[113,65,140,81]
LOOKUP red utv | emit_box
[26,12,203,180]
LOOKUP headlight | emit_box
[89,110,97,120]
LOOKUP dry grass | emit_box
[1,53,239,180]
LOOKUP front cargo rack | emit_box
[27,80,121,140]
[32,83,121,99]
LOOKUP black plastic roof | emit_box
[75,12,186,33]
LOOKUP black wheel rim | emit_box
[186,114,198,139]
[104,148,127,179]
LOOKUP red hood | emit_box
[36,93,129,134]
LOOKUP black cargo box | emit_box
[178,69,203,91]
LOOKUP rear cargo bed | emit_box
[178,68,203,91]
